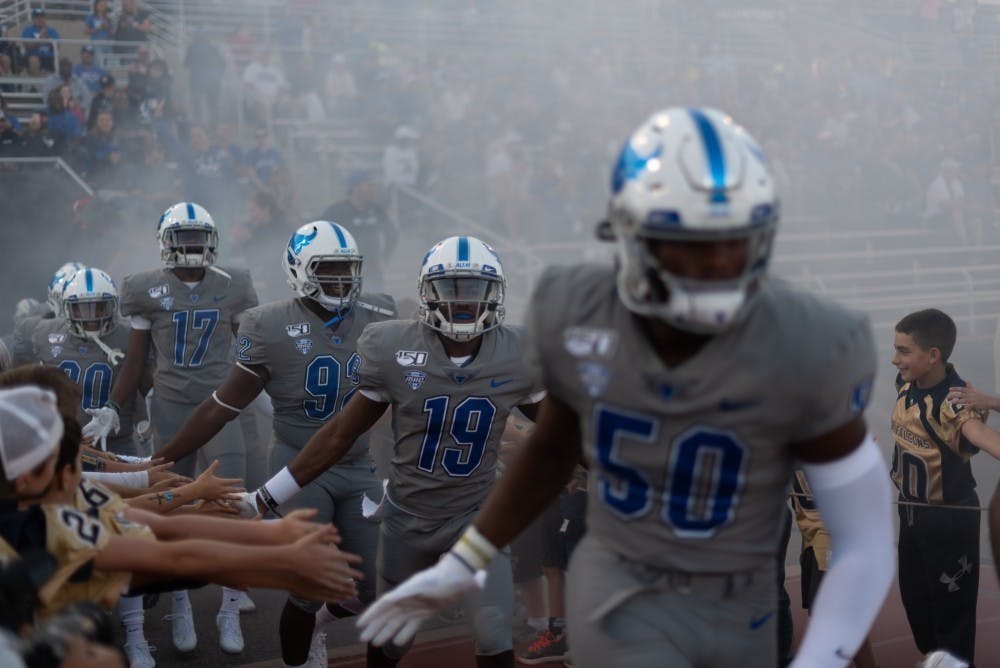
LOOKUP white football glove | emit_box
[82,406,120,451]
[232,491,262,519]
[920,651,970,668]
[358,552,486,647]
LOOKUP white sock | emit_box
[314,604,337,633]
[220,587,241,616]
[527,616,548,632]
[172,590,191,614]
[119,595,145,644]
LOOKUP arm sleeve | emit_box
[791,434,895,668]
[119,275,146,319]
[83,470,150,488]
[796,312,877,442]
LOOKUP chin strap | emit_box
[324,304,353,328]
[85,331,124,366]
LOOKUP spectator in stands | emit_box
[44,88,81,149]
[22,54,43,82]
[0,93,20,132]
[382,124,421,190]
[0,110,20,154]
[319,169,396,291]
[17,111,57,155]
[20,8,59,72]
[0,55,15,93]
[244,126,283,185]
[43,58,92,117]
[214,121,244,176]
[181,123,228,213]
[73,45,107,94]
[114,0,151,46]
[242,48,286,123]
[0,23,22,75]
[87,73,115,130]
[83,109,119,177]
[925,157,982,247]
[127,139,180,214]
[85,0,115,44]
[184,35,225,127]
[59,84,87,127]
[323,52,358,113]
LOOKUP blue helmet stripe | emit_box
[688,109,728,203]
[457,236,470,262]
[186,202,196,220]
[328,222,348,249]
[85,268,93,292]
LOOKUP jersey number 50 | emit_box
[595,405,747,539]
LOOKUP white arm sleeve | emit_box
[791,433,895,668]
[130,315,151,330]
[83,470,150,489]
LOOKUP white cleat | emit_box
[307,630,328,668]
[216,612,244,654]
[166,609,197,653]
[123,640,156,668]
[236,590,256,613]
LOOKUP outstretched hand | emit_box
[947,384,995,413]
[285,526,363,601]
[190,460,244,502]
[357,552,486,647]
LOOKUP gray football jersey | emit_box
[359,320,544,519]
[237,295,396,453]
[527,264,876,573]
[120,267,257,405]
[11,312,54,367]
[31,318,137,436]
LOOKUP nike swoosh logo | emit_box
[213,295,226,302]
[749,612,772,630]
[490,378,513,388]
[719,398,760,412]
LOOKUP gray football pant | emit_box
[566,535,777,668]
[376,503,513,657]
[270,438,381,610]
[150,395,246,481]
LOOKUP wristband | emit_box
[451,526,498,572]
[257,467,301,514]
[104,400,121,415]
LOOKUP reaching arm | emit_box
[154,364,266,463]
[991,481,1000,585]
[252,393,388,514]
[959,419,1000,461]
[357,393,581,647]
[125,460,242,513]
[124,507,334,546]
[789,418,895,668]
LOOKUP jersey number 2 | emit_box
[418,396,497,477]
[595,405,746,538]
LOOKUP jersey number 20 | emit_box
[59,360,112,410]
[595,405,747,538]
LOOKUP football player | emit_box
[355,108,896,668]
[155,220,395,668]
[10,262,83,367]
[32,267,141,457]
[82,202,257,658]
[244,235,544,668]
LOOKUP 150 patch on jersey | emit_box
[48,333,66,344]
[395,350,427,367]
[564,327,618,359]
[286,323,311,337]
[148,284,169,298]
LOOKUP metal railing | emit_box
[0,155,92,195]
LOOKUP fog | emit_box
[3,0,1000,551]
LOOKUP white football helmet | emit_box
[47,261,85,316]
[156,201,219,267]
[605,107,779,333]
[418,236,505,341]
[61,267,119,338]
[283,220,363,311]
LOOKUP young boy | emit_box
[891,308,1000,665]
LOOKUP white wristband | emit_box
[450,525,499,572]
[257,467,302,513]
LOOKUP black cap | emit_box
[99,73,115,87]
[31,8,45,16]
[81,45,95,54]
